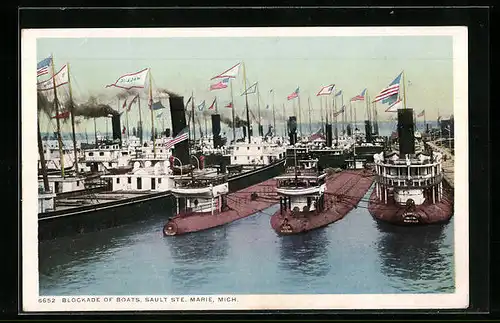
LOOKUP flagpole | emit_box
[191,90,196,147]
[242,62,251,143]
[215,96,218,114]
[230,79,236,144]
[341,93,344,135]
[67,62,79,174]
[334,95,338,146]
[37,111,50,193]
[282,103,286,138]
[308,96,312,135]
[272,90,276,137]
[298,92,302,137]
[138,95,143,145]
[50,54,65,178]
[149,69,156,158]
[256,83,261,136]
[320,96,324,132]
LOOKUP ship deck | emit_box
[53,190,169,211]
[426,141,454,188]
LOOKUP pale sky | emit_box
[36,34,454,134]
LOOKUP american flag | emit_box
[165,127,189,150]
[350,88,367,102]
[225,102,233,108]
[210,78,230,91]
[287,87,299,100]
[37,56,52,77]
[374,72,402,103]
[417,110,425,117]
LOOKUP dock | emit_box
[426,141,454,188]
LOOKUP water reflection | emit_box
[278,229,330,277]
[164,227,229,289]
[375,220,455,292]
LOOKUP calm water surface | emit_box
[39,186,455,295]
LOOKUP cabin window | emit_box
[247,156,250,160]
[116,178,120,184]
[260,156,263,160]
[158,178,162,184]
[43,150,47,154]
[151,178,156,190]
[258,147,261,150]
[137,177,142,189]
[99,152,105,156]
[109,162,113,167]
[247,147,250,150]
[76,181,80,186]
[236,147,239,150]
[88,152,94,156]
[160,150,163,153]
[128,177,131,184]
[122,152,128,155]
[234,157,237,160]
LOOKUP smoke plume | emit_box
[63,97,119,119]
[157,88,181,98]
[220,115,248,128]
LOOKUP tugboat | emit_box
[368,108,453,225]
[270,150,374,235]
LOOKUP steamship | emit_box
[367,108,453,225]
[270,153,374,235]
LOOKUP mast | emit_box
[298,94,302,137]
[308,96,312,134]
[320,96,324,131]
[50,54,65,178]
[149,69,156,158]
[126,99,130,142]
[67,62,79,174]
[37,113,50,192]
[334,95,338,146]
[93,117,97,146]
[243,62,251,143]
[138,95,143,145]
[341,92,345,135]
[204,115,208,138]
[191,90,195,145]
[272,89,276,136]
[230,79,236,144]
[257,83,261,136]
[282,103,286,138]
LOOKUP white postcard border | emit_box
[22,26,469,312]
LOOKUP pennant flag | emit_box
[225,102,233,108]
[37,64,69,92]
[334,89,343,97]
[122,99,127,109]
[157,111,163,118]
[316,84,335,96]
[333,105,346,117]
[151,101,166,111]
[127,94,139,111]
[51,111,70,119]
[208,98,216,110]
[417,110,425,117]
[105,68,149,90]
[165,127,189,149]
[122,126,126,135]
[210,78,230,91]
[385,99,402,112]
[350,88,367,102]
[37,56,52,77]
[241,82,258,96]
[374,72,403,103]
[210,63,241,80]
[287,87,300,100]
[198,100,206,111]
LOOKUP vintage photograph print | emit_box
[21,27,468,312]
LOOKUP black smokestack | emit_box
[211,114,221,148]
[248,125,253,137]
[397,108,415,156]
[373,122,379,136]
[111,115,121,145]
[326,124,333,147]
[288,116,297,145]
[364,120,373,143]
[169,96,190,166]
[258,125,264,137]
[346,124,352,137]
[242,126,247,139]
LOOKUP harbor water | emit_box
[39,186,455,295]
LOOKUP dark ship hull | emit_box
[270,169,374,235]
[39,191,175,241]
[227,159,285,192]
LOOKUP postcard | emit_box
[22,26,468,312]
